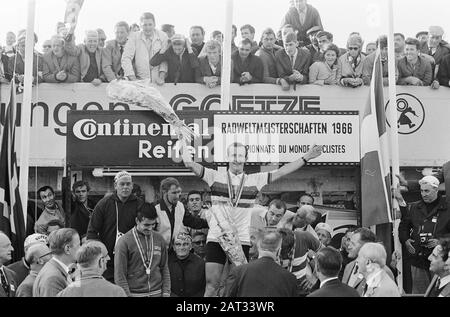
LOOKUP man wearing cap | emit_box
[315,223,332,246]
[16,243,52,297]
[7,233,48,286]
[168,232,206,297]
[399,175,450,294]
[150,34,199,84]
[305,26,322,62]
[6,29,43,85]
[225,228,297,297]
[416,31,429,54]
[87,171,144,283]
[279,0,323,47]
[122,12,168,84]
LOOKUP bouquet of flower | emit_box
[210,204,248,266]
[106,79,197,141]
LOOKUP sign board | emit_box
[67,110,359,167]
[2,83,449,167]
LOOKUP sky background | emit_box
[1,0,449,50]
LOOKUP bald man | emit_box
[58,241,126,297]
[16,243,52,297]
[357,243,400,297]
[0,232,17,297]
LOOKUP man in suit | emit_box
[279,0,323,46]
[426,238,450,297]
[308,246,359,297]
[231,38,264,85]
[33,228,80,297]
[357,243,401,297]
[275,32,312,91]
[42,35,80,83]
[195,40,222,87]
[225,228,297,297]
[342,227,395,295]
[102,21,130,82]
[0,231,17,297]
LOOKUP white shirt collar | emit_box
[228,170,244,178]
[320,277,338,288]
[52,256,69,274]
[439,275,450,289]
[365,268,383,288]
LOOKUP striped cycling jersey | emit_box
[200,166,272,245]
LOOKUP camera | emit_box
[419,232,433,246]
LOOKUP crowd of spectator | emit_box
[2,0,450,89]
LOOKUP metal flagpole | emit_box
[19,0,37,231]
[386,0,403,293]
[221,0,233,111]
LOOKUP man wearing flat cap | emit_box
[150,33,199,84]
[305,26,322,62]
[87,170,144,283]
[416,31,429,54]
[7,29,43,85]
[398,175,450,294]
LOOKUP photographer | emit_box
[399,175,450,294]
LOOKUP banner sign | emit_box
[1,83,449,167]
[213,112,360,163]
[67,110,359,167]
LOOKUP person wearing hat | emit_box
[337,34,366,88]
[315,222,332,246]
[398,175,450,294]
[305,25,322,61]
[6,233,48,286]
[6,29,43,85]
[416,31,429,54]
[16,243,52,297]
[150,33,199,84]
[86,170,144,283]
[225,228,298,297]
[168,232,206,297]
[279,0,323,47]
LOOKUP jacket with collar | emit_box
[121,30,169,81]
[150,46,199,83]
[168,252,205,297]
[307,277,360,297]
[42,51,80,83]
[231,50,264,84]
[7,52,43,83]
[195,55,222,84]
[363,269,401,297]
[337,52,366,84]
[33,258,70,297]
[7,258,29,286]
[0,266,17,297]
[87,193,144,281]
[114,227,170,297]
[64,39,105,82]
[255,45,281,84]
[275,47,312,84]
[399,195,450,268]
[155,199,208,247]
[279,5,323,46]
[102,39,126,82]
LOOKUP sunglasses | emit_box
[192,240,206,245]
[348,47,360,51]
[38,251,53,260]
[43,45,51,48]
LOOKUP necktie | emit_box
[0,268,10,297]
[299,9,306,25]
[118,45,124,77]
[290,55,295,69]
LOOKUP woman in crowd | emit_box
[337,35,366,88]
[308,43,340,85]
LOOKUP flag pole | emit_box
[19,0,36,231]
[386,0,403,293]
[221,0,233,111]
